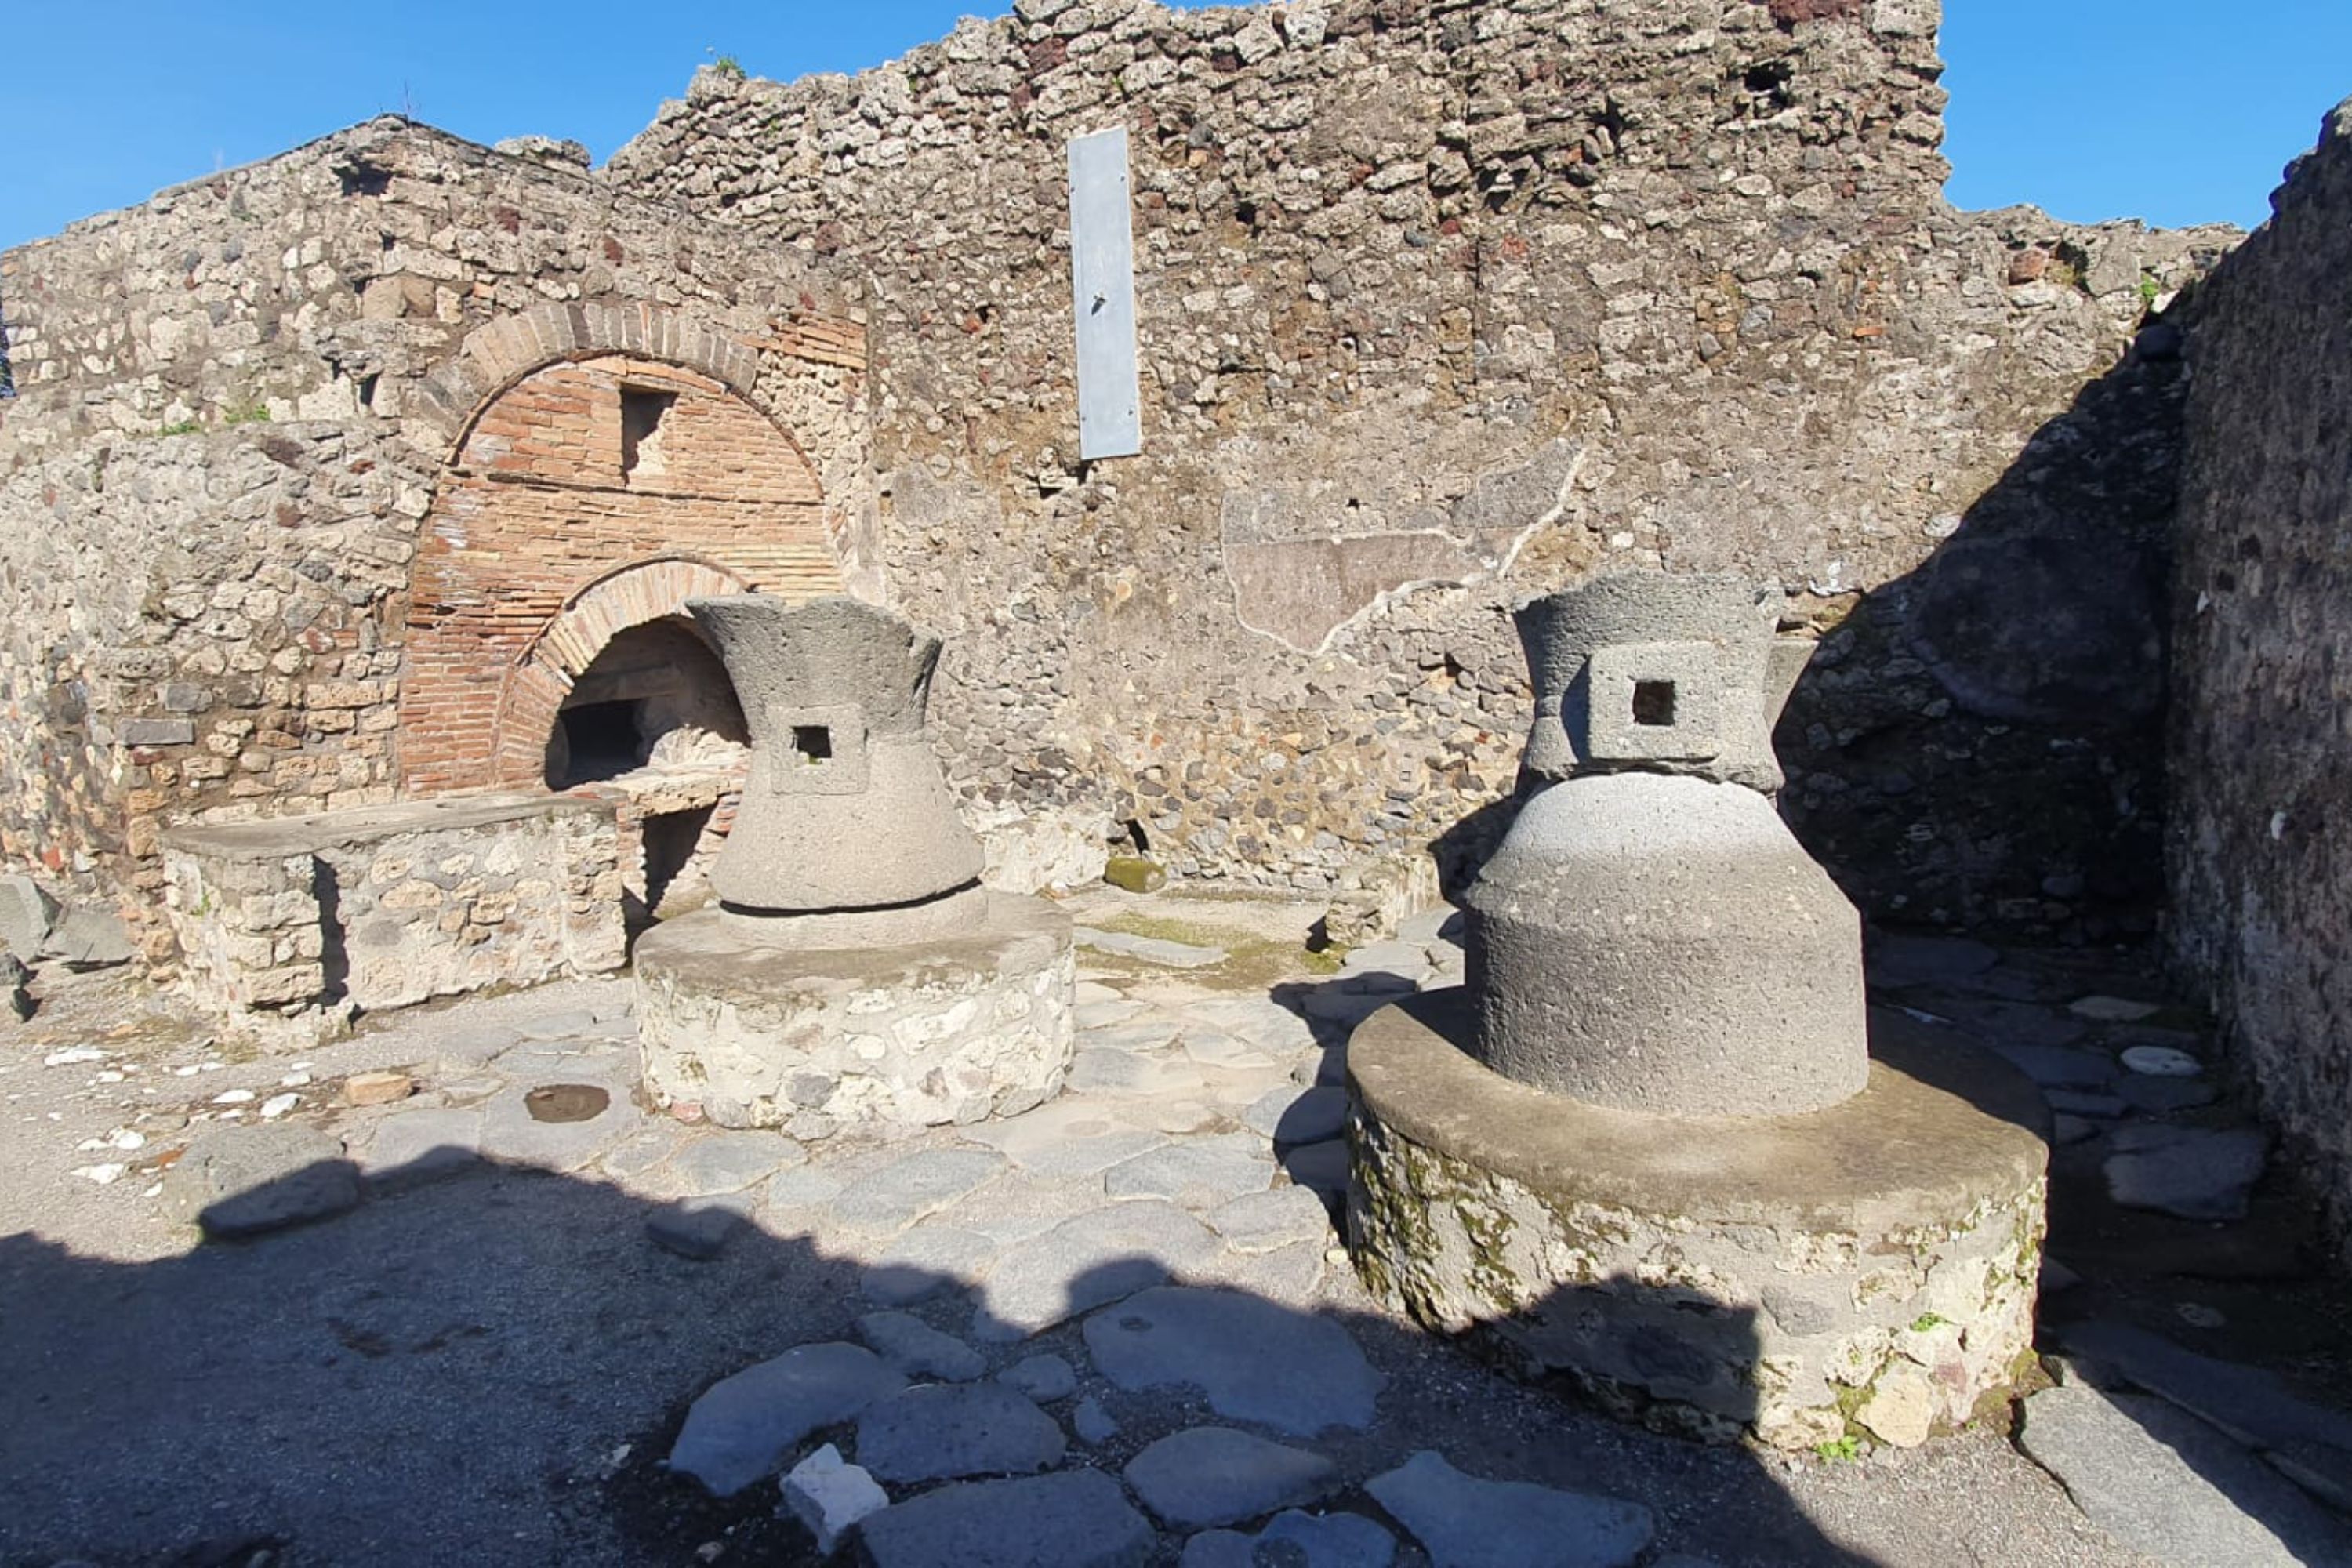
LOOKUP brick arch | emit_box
[488,557,753,789]
[410,301,762,461]
[397,347,845,797]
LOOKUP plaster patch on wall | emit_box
[1221,439,1583,654]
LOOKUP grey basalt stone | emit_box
[858,1310,985,1381]
[161,1126,360,1239]
[668,1342,906,1497]
[854,1381,1066,1483]
[1366,1450,1653,1568]
[1465,773,1868,1117]
[1082,1286,1383,1436]
[685,595,983,913]
[1513,572,1799,793]
[1123,1426,1340,1529]
[861,1469,1155,1568]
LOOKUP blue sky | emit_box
[2,2,2346,252]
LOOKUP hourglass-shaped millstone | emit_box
[1463,572,1869,1116]
[685,595,984,913]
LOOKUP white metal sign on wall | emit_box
[1068,126,1142,460]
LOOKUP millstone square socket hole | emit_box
[524,1083,612,1123]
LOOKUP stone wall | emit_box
[0,120,869,954]
[607,0,2234,935]
[161,794,625,1031]
[2167,100,2352,1254]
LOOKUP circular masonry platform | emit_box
[634,891,1074,1140]
[1346,989,2049,1452]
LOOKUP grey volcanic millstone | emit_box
[861,1468,1155,1568]
[685,595,984,912]
[667,1343,906,1497]
[854,1381,1067,1483]
[1123,1427,1340,1529]
[1366,1450,1654,1568]
[1083,1287,1382,1436]
[1465,772,1868,1117]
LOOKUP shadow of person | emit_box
[0,1136,1885,1567]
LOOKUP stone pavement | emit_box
[2,895,2348,1565]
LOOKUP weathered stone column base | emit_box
[1347,991,2049,1451]
[633,891,1074,1141]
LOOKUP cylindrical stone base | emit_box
[1347,991,2049,1452]
[634,891,1074,1139]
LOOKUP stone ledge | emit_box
[162,791,612,862]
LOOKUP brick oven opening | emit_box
[545,618,747,789]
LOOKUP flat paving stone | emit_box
[862,1224,1000,1306]
[1069,1049,1207,1098]
[855,1381,1066,1483]
[763,1164,848,1217]
[2045,1090,2130,1119]
[671,1129,804,1194]
[1178,1028,1284,1071]
[668,1342,906,1497]
[1987,1043,2118,1089]
[2120,1074,2221,1114]
[1366,1450,1654,1568]
[2017,1384,2350,1567]
[2072,994,2165,1022]
[161,1125,358,1239]
[1207,1185,1334,1254]
[964,1097,1170,1178]
[354,1107,483,1189]
[2106,1125,2269,1221]
[2057,1320,2352,1509]
[998,1353,1079,1402]
[1104,1133,1275,1210]
[1075,999,1151,1029]
[1080,1015,1188,1054]
[1076,927,1228,968]
[2121,1044,2204,1077]
[1866,933,2000,987]
[1243,1083,1348,1145]
[1083,1287,1382,1436]
[1073,1396,1120,1444]
[974,1200,1221,1341]
[831,1147,1007,1232]
[858,1310,985,1381]
[1125,1426,1340,1528]
[862,1469,1155,1568]
[1942,998,2089,1048]
[479,1080,637,1173]
[514,1007,601,1040]
[1182,1511,1398,1568]
[1397,905,1463,945]
[1182,996,1317,1055]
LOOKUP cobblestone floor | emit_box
[2,891,2346,1566]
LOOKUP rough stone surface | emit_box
[159,1126,359,1239]
[780,1444,888,1556]
[1103,1134,1275,1210]
[861,1468,1154,1568]
[2104,1125,2268,1221]
[1083,1287,1384,1437]
[1349,996,2047,1448]
[343,1070,415,1107]
[667,1343,906,1497]
[853,1381,1066,1483]
[2018,1385,2351,1567]
[1465,774,1867,1117]
[1075,927,1227,969]
[635,894,1074,1137]
[858,1311,985,1382]
[646,1198,752,1260]
[1182,1512,1398,1568]
[996,1354,1077,1403]
[974,1200,1220,1341]
[1208,1185,1336,1255]
[2169,95,2352,1265]
[1124,1426,1341,1529]
[685,595,983,911]
[1366,1451,1654,1568]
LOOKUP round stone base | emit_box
[634,891,1074,1139]
[1346,990,2049,1451]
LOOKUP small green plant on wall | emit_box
[708,49,746,81]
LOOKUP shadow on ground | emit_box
[0,1136,1894,1568]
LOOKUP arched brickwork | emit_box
[397,343,845,795]
[492,557,753,789]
